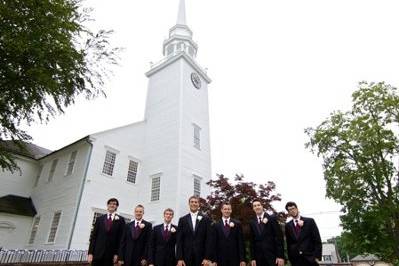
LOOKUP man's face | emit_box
[134,207,144,220]
[189,198,200,213]
[107,201,118,213]
[164,211,174,224]
[252,201,264,215]
[221,204,232,218]
[287,205,299,218]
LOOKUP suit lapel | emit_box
[186,214,195,234]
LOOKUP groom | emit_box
[176,196,213,266]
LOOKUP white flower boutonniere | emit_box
[262,218,268,224]
[229,222,235,228]
[298,220,304,227]
[170,227,176,233]
[197,215,203,221]
[139,223,145,229]
[114,215,120,221]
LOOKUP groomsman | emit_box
[148,208,177,266]
[285,202,322,266]
[88,198,126,266]
[249,199,284,266]
[119,205,152,266]
[212,202,246,266]
[176,196,213,266]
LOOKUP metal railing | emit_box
[0,249,87,264]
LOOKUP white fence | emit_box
[0,249,87,264]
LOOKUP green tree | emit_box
[0,0,120,171]
[306,82,399,264]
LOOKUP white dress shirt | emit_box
[190,211,199,229]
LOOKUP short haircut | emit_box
[252,198,263,206]
[220,202,231,209]
[164,208,174,215]
[188,195,200,202]
[135,204,144,210]
[107,198,119,206]
[285,201,298,211]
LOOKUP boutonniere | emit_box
[197,215,203,221]
[229,222,235,228]
[114,215,120,220]
[262,218,268,224]
[170,227,176,233]
[298,220,304,227]
[139,223,145,229]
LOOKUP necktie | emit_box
[133,221,140,239]
[257,217,263,233]
[106,214,112,231]
[295,220,301,236]
[163,225,169,240]
[223,220,230,236]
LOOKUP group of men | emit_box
[88,196,322,266]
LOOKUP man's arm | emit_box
[88,218,100,255]
[176,217,184,261]
[204,216,214,261]
[147,226,156,265]
[237,221,246,262]
[142,222,153,261]
[118,224,127,263]
[310,218,322,260]
[271,216,285,259]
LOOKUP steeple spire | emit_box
[162,0,198,58]
[177,0,187,25]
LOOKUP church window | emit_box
[127,160,138,183]
[193,123,201,149]
[102,150,116,176]
[34,165,43,187]
[167,45,174,56]
[28,216,40,244]
[47,211,62,243]
[193,175,201,196]
[65,151,77,176]
[188,46,194,56]
[150,175,161,201]
[48,159,58,182]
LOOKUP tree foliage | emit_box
[306,82,399,264]
[201,174,283,239]
[0,0,120,171]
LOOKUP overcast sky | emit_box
[25,0,399,240]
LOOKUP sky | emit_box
[24,0,399,240]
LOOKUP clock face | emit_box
[191,72,201,89]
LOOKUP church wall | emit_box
[69,122,145,249]
[26,141,91,249]
[0,213,33,249]
[178,59,212,216]
[0,156,39,198]
[141,60,182,224]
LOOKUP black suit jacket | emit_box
[88,214,126,259]
[249,213,284,262]
[212,218,245,265]
[176,213,212,265]
[148,224,177,266]
[285,217,322,265]
[119,220,152,266]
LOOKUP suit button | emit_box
[299,251,303,255]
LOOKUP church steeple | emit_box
[163,0,198,58]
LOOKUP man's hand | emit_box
[113,255,118,264]
[240,261,246,266]
[87,254,93,264]
[118,261,124,266]
[201,260,210,266]
[140,259,147,266]
[251,260,256,266]
[177,260,186,266]
[275,258,284,266]
[149,264,154,266]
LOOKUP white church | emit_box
[0,0,212,250]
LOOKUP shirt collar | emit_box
[190,211,199,216]
[257,212,265,219]
[135,219,142,224]
[223,217,230,223]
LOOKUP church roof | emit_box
[0,195,37,217]
[351,254,381,262]
[0,140,52,160]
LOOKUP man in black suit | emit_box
[148,208,177,266]
[88,198,126,266]
[285,201,322,266]
[212,202,246,266]
[119,205,152,266]
[176,196,213,266]
[249,199,284,266]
